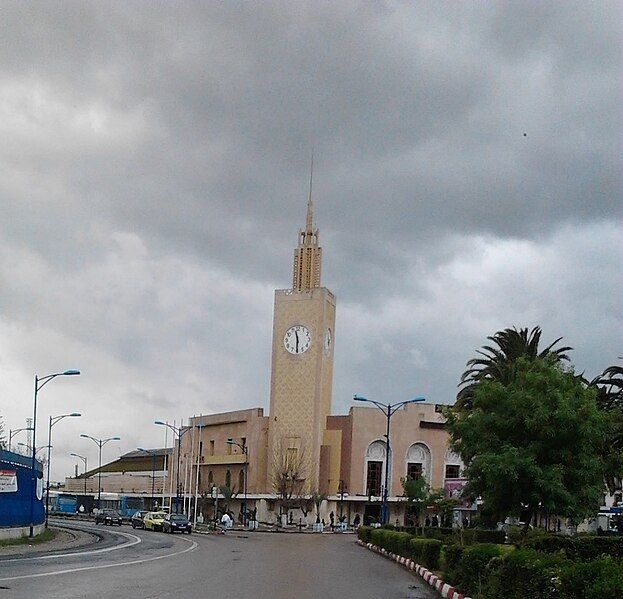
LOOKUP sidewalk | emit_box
[0,525,98,557]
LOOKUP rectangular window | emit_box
[445,464,460,479]
[199,441,203,457]
[366,461,383,496]
[407,462,423,480]
[209,440,215,456]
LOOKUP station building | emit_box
[170,195,463,526]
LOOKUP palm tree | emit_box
[591,360,623,492]
[592,361,623,411]
[456,326,572,410]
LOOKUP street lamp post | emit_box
[70,453,88,505]
[45,413,81,527]
[353,394,426,525]
[137,448,158,510]
[227,439,248,526]
[338,479,347,524]
[29,369,80,538]
[80,434,120,510]
[154,421,191,514]
[8,427,33,452]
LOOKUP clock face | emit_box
[324,328,332,355]
[284,325,311,354]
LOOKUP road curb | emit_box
[356,539,472,599]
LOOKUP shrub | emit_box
[521,533,623,561]
[410,538,442,569]
[560,555,623,597]
[506,525,524,545]
[443,543,464,580]
[422,526,454,541]
[480,548,562,599]
[452,543,502,596]
[571,536,623,561]
[473,529,506,544]
[357,526,372,543]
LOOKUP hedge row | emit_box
[520,533,623,561]
[480,549,623,598]
[359,525,623,598]
[358,527,442,570]
[383,524,505,545]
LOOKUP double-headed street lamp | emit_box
[29,369,80,538]
[70,452,88,503]
[137,448,158,510]
[227,439,248,526]
[19,443,49,455]
[154,421,191,514]
[80,434,120,510]
[8,427,33,452]
[46,413,81,526]
[353,394,426,525]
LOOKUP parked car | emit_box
[143,511,166,531]
[95,509,123,526]
[131,510,149,529]
[163,513,192,534]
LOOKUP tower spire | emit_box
[306,151,314,233]
[292,152,322,291]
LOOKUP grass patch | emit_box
[0,528,56,548]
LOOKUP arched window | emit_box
[238,469,245,492]
[364,440,388,496]
[208,470,213,486]
[406,443,432,484]
[225,470,231,489]
[444,449,464,481]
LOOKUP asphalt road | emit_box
[0,521,438,599]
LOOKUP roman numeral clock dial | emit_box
[284,325,311,355]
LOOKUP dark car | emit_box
[95,509,123,526]
[131,510,149,529]
[162,513,192,534]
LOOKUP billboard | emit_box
[0,469,18,493]
[444,478,476,510]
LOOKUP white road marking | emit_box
[0,527,141,563]
[0,536,197,582]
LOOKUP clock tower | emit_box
[268,192,336,492]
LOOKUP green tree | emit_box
[457,326,571,411]
[427,488,458,525]
[401,476,429,525]
[448,357,607,530]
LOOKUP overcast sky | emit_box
[1,1,621,481]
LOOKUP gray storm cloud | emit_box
[0,1,621,480]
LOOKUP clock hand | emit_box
[295,331,299,352]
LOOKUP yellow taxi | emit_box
[143,511,166,531]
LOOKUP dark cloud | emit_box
[1,1,621,479]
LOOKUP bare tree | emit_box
[270,439,309,517]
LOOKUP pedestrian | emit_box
[221,511,231,533]
[425,515,431,527]
[330,511,335,531]
[353,513,361,528]
[432,515,439,527]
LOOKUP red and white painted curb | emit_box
[356,539,472,599]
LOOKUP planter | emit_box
[336,522,348,532]
[248,520,259,531]
[312,522,324,533]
